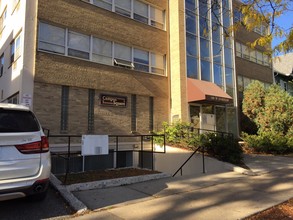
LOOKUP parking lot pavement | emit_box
[0,186,74,220]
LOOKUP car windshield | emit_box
[0,109,40,132]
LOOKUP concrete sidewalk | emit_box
[50,150,293,220]
[61,154,292,220]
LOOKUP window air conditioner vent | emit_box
[114,58,134,69]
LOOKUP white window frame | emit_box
[256,51,263,65]
[241,44,250,60]
[150,6,165,29]
[37,22,166,75]
[38,22,66,55]
[85,0,165,30]
[114,0,131,18]
[12,0,20,14]
[249,50,256,62]
[133,0,148,24]
[150,52,165,75]
[92,37,112,65]
[67,31,90,60]
[236,42,241,57]
[10,33,21,64]
[0,7,7,34]
[91,0,112,11]
[133,48,149,72]
[263,54,269,66]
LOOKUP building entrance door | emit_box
[190,105,200,129]
[190,104,217,132]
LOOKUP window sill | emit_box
[38,50,167,77]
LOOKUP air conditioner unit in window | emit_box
[114,58,134,69]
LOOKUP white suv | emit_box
[0,103,51,201]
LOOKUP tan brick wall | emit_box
[37,0,167,54]
[34,0,170,135]
[33,82,168,135]
[94,92,131,134]
[33,82,61,133]
[68,87,88,134]
[169,0,188,122]
[137,95,150,133]
[35,52,169,99]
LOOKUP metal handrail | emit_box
[171,128,234,177]
[47,133,166,184]
[172,146,201,177]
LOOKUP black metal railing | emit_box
[171,128,234,177]
[47,133,166,184]
[172,146,202,177]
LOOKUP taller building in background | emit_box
[233,0,273,134]
[273,53,293,96]
[0,0,273,137]
[170,0,238,136]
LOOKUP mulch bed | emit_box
[57,168,160,185]
[244,198,293,220]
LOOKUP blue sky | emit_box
[272,7,293,48]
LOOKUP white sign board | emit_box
[21,94,32,107]
[81,135,109,156]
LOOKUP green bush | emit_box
[198,133,243,164]
[155,122,243,164]
[242,132,293,154]
[286,127,293,149]
[242,132,269,152]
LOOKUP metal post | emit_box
[141,136,143,169]
[64,136,71,184]
[163,134,166,153]
[116,136,118,168]
[202,145,205,173]
[151,135,154,170]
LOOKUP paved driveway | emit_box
[67,153,293,220]
[0,186,73,220]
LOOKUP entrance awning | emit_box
[187,78,233,104]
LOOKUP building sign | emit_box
[21,94,32,107]
[100,94,127,107]
[206,95,232,104]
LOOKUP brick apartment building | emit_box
[233,1,273,133]
[0,0,273,137]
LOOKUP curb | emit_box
[50,172,171,213]
[50,174,88,214]
[223,162,257,176]
[67,172,171,192]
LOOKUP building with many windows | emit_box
[170,0,239,135]
[0,0,273,137]
[233,1,273,133]
[0,0,169,135]
[273,53,293,96]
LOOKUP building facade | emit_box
[0,0,273,137]
[0,0,169,135]
[273,53,293,96]
[233,0,273,134]
[170,0,239,136]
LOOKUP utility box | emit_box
[81,135,109,156]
